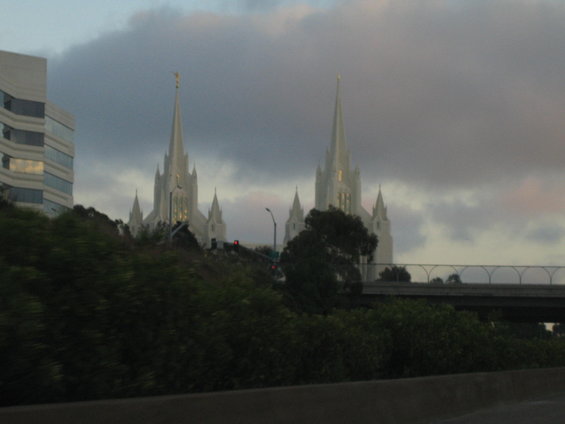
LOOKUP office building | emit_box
[0,50,74,215]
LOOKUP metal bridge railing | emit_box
[367,263,565,285]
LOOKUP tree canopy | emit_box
[2,201,565,407]
[280,207,377,313]
[379,266,411,282]
[446,273,462,284]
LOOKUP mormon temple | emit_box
[284,75,393,279]
[128,74,392,267]
[128,75,226,246]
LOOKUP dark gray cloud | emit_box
[387,205,427,255]
[526,224,565,245]
[425,179,565,246]
[428,200,497,242]
[41,0,565,254]
[219,0,339,12]
[225,0,292,12]
[47,1,565,191]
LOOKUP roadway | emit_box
[433,392,565,423]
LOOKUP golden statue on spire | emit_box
[173,72,180,89]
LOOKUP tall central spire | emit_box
[330,73,348,170]
[168,72,186,181]
[128,71,227,247]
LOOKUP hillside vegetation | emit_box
[1,200,565,406]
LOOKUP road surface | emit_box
[433,392,565,424]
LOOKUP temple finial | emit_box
[173,72,180,89]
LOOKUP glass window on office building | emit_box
[45,116,74,143]
[1,152,9,169]
[1,122,8,140]
[0,90,9,109]
[15,129,44,146]
[9,158,44,174]
[10,98,44,118]
[1,90,44,118]
[44,172,72,195]
[1,124,44,146]
[44,198,69,216]
[45,145,73,169]
[7,187,43,204]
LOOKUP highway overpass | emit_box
[359,282,565,322]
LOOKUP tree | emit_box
[254,245,275,259]
[72,205,121,237]
[445,273,462,285]
[553,323,565,337]
[171,222,201,251]
[374,299,497,378]
[280,207,378,313]
[379,266,411,282]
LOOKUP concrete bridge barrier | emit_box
[361,282,565,322]
[2,367,565,424]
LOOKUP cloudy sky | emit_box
[5,0,565,276]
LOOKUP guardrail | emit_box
[367,264,565,285]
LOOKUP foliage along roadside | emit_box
[2,201,565,406]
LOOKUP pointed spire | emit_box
[292,189,301,211]
[376,188,384,209]
[374,186,387,219]
[330,73,347,170]
[289,188,304,221]
[168,73,186,181]
[132,190,142,215]
[129,190,143,234]
[209,189,222,220]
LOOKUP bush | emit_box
[2,204,565,406]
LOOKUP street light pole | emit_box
[265,207,277,257]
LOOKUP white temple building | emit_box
[284,75,393,279]
[128,76,226,247]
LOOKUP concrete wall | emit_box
[2,368,565,424]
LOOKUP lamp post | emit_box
[265,207,277,258]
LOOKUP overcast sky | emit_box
[5,0,565,277]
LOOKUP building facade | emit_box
[0,50,75,215]
[128,77,226,247]
[284,76,393,279]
